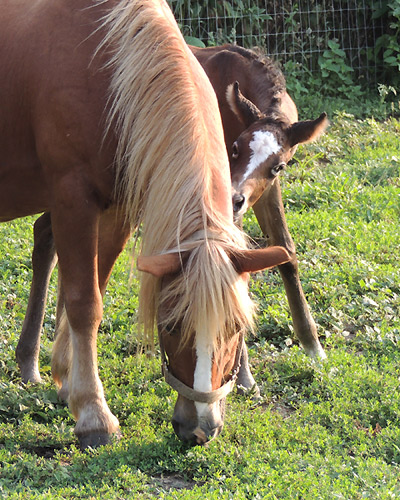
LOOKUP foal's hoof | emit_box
[20,367,42,385]
[78,430,121,451]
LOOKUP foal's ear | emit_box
[226,81,264,127]
[287,112,328,148]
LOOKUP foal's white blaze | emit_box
[240,130,281,185]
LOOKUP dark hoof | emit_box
[78,430,121,450]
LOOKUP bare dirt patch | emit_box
[153,473,199,491]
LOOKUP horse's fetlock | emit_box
[73,401,120,437]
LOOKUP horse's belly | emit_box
[0,163,49,221]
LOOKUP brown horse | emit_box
[16,44,327,399]
[2,0,295,447]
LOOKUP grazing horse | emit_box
[2,0,293,447]
[16,44,327,400]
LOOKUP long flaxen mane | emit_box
[101,0,255,349]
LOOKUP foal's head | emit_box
[226,82,328,220]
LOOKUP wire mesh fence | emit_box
[168,0,386,82]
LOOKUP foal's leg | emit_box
[252,180,326,359]
[51,206,130,447]
[16,213,57,383]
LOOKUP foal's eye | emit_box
[271,162,286,177]
[232,142,239,159]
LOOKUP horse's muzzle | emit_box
[172,417,224,445]
[171,397,226,445]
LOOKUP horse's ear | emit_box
[230,246,290,273]
[226,81,264,127]
[138,246,290,278]
[137,253,182,277]
[287,112,328,148]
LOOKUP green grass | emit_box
[0,112,399,499]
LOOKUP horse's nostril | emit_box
[233,193,245,213]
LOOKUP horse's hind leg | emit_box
[16,212,57,383]
[52,301,71,401]
[252,180,326,359]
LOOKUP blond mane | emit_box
[101,0,255,349]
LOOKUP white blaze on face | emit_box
[193,334,217,418]
[240,130,281,185]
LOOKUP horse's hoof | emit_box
[78,430,121,450]
[237,383,261,400]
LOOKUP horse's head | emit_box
[138,245,290,444]
[226,82,328,220]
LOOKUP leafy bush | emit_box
[373,0,400,86]
[168,0,400,101]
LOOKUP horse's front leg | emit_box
[52,206,131,446]
[252,180,326,359]
[51,191,120,448]
[16,212,57,383]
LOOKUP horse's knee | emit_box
[63,291,103,334]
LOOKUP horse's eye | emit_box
[165,324,177,335]
[232,141,239,159]
[271,162,286,177]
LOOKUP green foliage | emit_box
[317,40,361,96]
[169,1,400,103]
[284,39,363,101]
[169,0,272,47]
[0,113,399,498]
[374,0,400,85]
